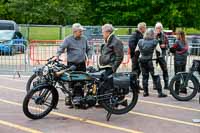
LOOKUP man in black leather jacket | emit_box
[128,22,146,90]
[99,24,124,76]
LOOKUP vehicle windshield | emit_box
[0,30,14,41]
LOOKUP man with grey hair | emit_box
[128,22,146,91]
[54,23,90,107]
[155,22,169,90]
[99,23,124,75]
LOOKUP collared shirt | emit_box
[56,35,89,63]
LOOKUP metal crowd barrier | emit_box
[0,44,27,76]
[0,39,200,77]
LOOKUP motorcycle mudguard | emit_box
[32,84,59,108]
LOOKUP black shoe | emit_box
[158,93,167,98]
[143,92,149,97]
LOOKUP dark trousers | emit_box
[68,61,86,97]
[140,60,163,94]
[174,61,187,93]
[131,57,141,89]
[131,57,141,77]
[174,63,186,74]
[157,57,169,87]
[100,67,114,89]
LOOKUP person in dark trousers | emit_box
[128,22,146,90]
[170,31,189,94]
[97,24,125,107]
[54,23,91,106]
[155,22,169,90]
[135,28,167,98]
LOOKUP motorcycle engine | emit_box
[85,95,96,107]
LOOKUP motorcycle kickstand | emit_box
[106,112,112,121]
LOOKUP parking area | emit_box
[0,75,199,133]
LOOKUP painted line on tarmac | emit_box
[0,85,26,92]
[0,74,30,78]
[129,111,200,127]
[0,98,142,133]
[0,119,43,133]
[138,100,200,112]
[0,77,27,83]
[1,85,200,113]
[141,90,199,101]
[0,85,200,127]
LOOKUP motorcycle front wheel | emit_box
[169,73,198,101]
[23,85,58,119]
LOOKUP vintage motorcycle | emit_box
[169,60,200,101]
[23,57,139,121]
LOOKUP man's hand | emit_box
[156,59,159,66]
[52,56,59,61]
[160,44,166,48]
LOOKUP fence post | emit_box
[59,25,62,40]
[27,24,30,41]
[128,28,132,35]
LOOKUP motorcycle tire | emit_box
[100,86,138,115]
[169,73,198,101]
[23,85,58,120]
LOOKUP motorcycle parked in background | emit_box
[169,60,200,101]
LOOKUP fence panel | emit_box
[0,39,200,77]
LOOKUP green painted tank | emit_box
[60,71,93,81]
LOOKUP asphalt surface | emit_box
[0,75,199,133]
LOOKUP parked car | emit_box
[187,35,200,55]
[0,20,19,31]
[167,35,176,47]
[0,30,27,55]
[83,26,103,41]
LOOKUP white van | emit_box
[0,20,19,31]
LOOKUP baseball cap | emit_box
[72,23,85,32]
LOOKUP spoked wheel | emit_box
[23,85,58,119]
[169,73,198,101]
[26,74,43,92]
[101,86,138,115]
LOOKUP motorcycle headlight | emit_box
[43,66,49,76]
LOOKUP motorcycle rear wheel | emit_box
[100,86,138,115]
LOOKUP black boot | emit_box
[143,88,149,97]
[163,74,169,90]
[164,81,169,90]
[153,75,167,98]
